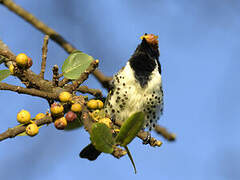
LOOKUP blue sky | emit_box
[0,0,240,179]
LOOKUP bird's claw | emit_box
[142,132,151,145]
[110,115,116,123]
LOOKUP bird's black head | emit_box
[135,33,160,60]
[129,33,161,87]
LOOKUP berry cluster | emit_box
[51,92,106,130]
[16,91,107,136]
[51,92,82,130]
[17,110,45,137]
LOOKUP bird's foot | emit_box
[110,115,116,123]
[142,132,151,145]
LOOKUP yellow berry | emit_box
[87,100,98,109]
[87,100,104,109]
[71,103,82,112]
[35,113,45,120]
[16,53,28,67]
[26,123,39,137]
[54,117,67,130]
[96,100,104,109]
[50,103,64,115]
[99,118,112,128]
[59,91,72,102]
[17,110,31,124]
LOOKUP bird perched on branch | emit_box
[80,33,163,160]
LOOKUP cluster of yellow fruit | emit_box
[52,92,107,130]
[17,110,46,137]
[87,100,112,129]
[90,109,113,129]
[16,91,107,135]
[9,53,33,74]
[51,92,82,130]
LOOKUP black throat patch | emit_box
[129,38,160,88]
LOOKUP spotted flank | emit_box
[104,61,163,131]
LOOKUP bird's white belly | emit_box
[105,62,163,130]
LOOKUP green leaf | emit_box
[90,123,114,154]
[62,50,94,80]
[116,112,145,146]
[124,146,137,174]
[0,69,10,81]
[64,118,83,131]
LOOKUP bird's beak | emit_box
[140,34,147,40]
[140,34,159,44]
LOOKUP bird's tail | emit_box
[79,143,102,161]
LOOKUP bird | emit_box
[80,33,163,160]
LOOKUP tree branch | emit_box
[0,0,112,88]
[58,77,71,87]
[154,125,176,141]
[0,116,53,142]
[52,65,59,87]
[0,82,58,99]
[39,35,49,79]
[0,0,75,53]
[77,86,103,97]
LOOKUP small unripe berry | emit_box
[26,123,39,137]
[65,111,77,122]
[35,113,45,120]
[71,103,82,112]
[9,64,15,74]
[50,103,64,115]
[17,110,31,124]
[59,91,72,102]
[87,100,104,109]
[54,117,67,130]
[16,53,28,67]
[99,118,112,128]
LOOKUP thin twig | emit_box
[58,77,71,87]
[39,35,49,79]
[93,70,112,91]
[0,0,74,53]
[0,48,15,62]
[0,82,58,100]
[154,125,176,141]
[0,116,53,142]
[52,65,59,87]
[77,86,103,97]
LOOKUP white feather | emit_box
[105,61,163,129]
